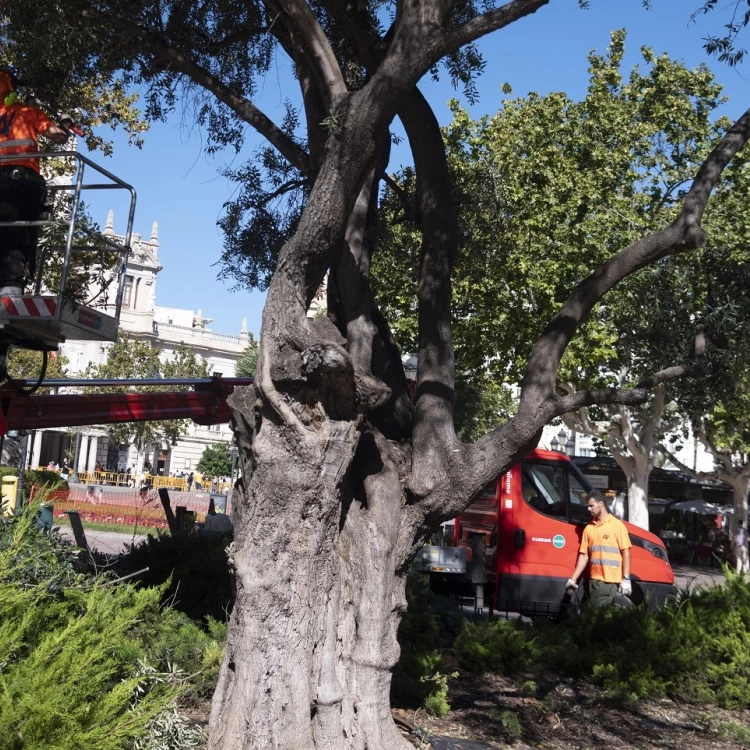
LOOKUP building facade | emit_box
[26,212,251,476]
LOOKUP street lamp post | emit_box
[551,428,576,457]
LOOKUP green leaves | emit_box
[84,336,209,452]
[375,32,737,434]
[196,443,233,476]
[235,338,259,377]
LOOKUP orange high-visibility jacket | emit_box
[579,514,632,584]
[0,103,54,173]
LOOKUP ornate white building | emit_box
[26,212,251,476]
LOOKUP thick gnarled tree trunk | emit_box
[208,378,421,749]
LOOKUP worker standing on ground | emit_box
[0,67,71,296]
[734,519,748,575]
[566,489,632,607]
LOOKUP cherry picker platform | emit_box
[0,150,135,356]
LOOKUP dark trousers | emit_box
[588,579,618,607]
[0,168,46,288]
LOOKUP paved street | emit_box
[672,563,726,592]
[57,526,146,555]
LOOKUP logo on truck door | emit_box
[530,534,567,549]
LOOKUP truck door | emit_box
[498,459,586,616]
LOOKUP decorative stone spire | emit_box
[150,221,159,247]
[240,317,249,344]
[104,210,114,235]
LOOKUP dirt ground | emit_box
[394,671,750,750]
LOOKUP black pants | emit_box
[0,168,46,288]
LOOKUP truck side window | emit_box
[520,463,566,520]
[567,469,591,523]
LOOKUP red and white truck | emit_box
[415,448,675,616]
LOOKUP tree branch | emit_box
[657,442,721,482]
[399,87,459,492]
[555,362,703,415]
[138,31,312,175]
[274,0,347,104]
[382,173,418,224]
[695,418,734,473]
[560,382,608,438]
[518,107,750,411]
[436,0,554,59]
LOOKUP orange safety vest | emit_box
[579,514,631,584]
[0,103,54,173]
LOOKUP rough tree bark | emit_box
[7,1,750,743]
[563,383,673,529]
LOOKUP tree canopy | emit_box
[196,442,233,476]
[84,336,209,458]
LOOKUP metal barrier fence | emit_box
[28,485,231,530]
[30,468,232,494]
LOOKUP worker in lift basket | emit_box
[565,489,632,607]
[0,67,72,297]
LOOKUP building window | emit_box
[122,275,134,309]
[184,458,192,469]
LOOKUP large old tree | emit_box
[4,1,750,747]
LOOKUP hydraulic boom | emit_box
[0,376,254,436]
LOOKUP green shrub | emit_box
[117,533,233,623]
[0,466,69,502]
[392,573,462,713]
[0,507,222,749]
[454,573,750,708]
[491,709,521,740]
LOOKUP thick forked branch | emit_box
[519,107,750,410]
[138,31,312,175]
[399,87,459,490]
[273,0,347,103]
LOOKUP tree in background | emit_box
[6,3,750,748]
[5,349,67,389]
[657,253,750,528]
[197,443,233,477]
[85,336,209,472]
[234,335,259,378]
[376,33,747,529]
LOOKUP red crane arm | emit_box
[0,378,254,436]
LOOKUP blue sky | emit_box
[81,0,748,336]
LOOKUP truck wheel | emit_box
[613,593,635,609]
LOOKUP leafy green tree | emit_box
[235,337,259,378]
[85,336,209,472]
[657,254,750,527]
[6,3,750,748]
[196,443,233,476]
[376,33,745,529]
[5,348,68,390]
